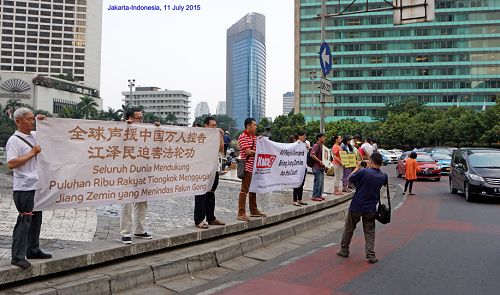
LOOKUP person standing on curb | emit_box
[404,151,418,196]
[331,135,344,195]
[341,136,354,193]
[6,108,52,269]
[292,130,309,206]
[194,116,226,229]
[337,152,388,264]
[223,131,231,156]
[120,108,155,244]
[310,133,326,202]
[237,118,267,221]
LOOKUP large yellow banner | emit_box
[34,118,219,210]
[339,151,357,168]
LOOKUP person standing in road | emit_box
[194,116,226,229]
[404,151,418,196]
[331,135,344,195]
[6,108,52,269]
[120,108,154,244]
[293,130,309,206]
[237,118,267,221]
[337,152,388,264]
[310,133,326,202]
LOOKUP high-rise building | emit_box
[226,12,266,129]
[282,91,294,114]
[295,0,499,122]
[122,87,191,126]
[194,101,210,118]
[0,0,103,88]
[216,101,226,115]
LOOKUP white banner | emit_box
[249,137,307,193]
[34,118,219,210]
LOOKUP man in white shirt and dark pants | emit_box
[6,108,52,269]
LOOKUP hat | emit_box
[225,131,229,134]
[355,141,362,144]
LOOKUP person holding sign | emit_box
[310,133,326,202]
[331,135,344,195]
[292,131,309,206]
[341,136,355,193]
[6,108,52,269]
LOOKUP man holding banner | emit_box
[6,108,52,269]
[237,118,267,221]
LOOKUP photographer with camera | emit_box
[336,152,388,264]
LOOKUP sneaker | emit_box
[322,193,328,197]
[367,256,378,264]
[133,232,152,239]
[336,250,349,258]
[11,259,31,269]
[121,236,132,244]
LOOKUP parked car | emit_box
[387,149,403,158]
[431,153,452,175]
[397,152,441,181]
[381,153,390,166]
[449,148,500,202]
[379,149,398,163]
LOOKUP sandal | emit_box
[195,222,209,229]
[293,202,301,206]
[298,201,308,205]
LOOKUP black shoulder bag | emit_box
[376,178,391,224]
[15,135,34,148]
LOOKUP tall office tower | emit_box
[282,91,294,114]
[194,101,210,118]
[295,0,500,122]
[216,101,226,115]
[0,0,103,113]
[226,12,266,129]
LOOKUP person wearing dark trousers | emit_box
[337,152,388,264]
[194,116,226,229]
[293,130,309,206]
[223,131,231,156]
[6,108,52,269]
[404,151,418,196]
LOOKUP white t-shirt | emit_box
[361,142,374,157]
[6,131,38,191]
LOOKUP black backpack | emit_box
[306,148,315,168]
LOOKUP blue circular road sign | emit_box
[319,42,332,76]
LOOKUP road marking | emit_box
[322,242,338,248]
[279,248,323,266]
[196,281,245,295]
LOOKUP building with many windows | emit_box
[226,12,266,129]
[216,101,226,115]
[282,91,294,114]
[122,87,191,126]
[0,0,103,88]
[194,101,210,118]
[295,0,500,122]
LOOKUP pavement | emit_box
[0,166,350,286]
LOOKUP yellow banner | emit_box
[339,151,357,168]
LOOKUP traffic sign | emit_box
[319,42,332,76]
[320,77,332,96]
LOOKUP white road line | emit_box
[196,281,245,295]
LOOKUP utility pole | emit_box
[128,79,135,104]
[319,0,327,134]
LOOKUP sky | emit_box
[100,0,294,122]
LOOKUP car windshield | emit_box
[469,153,500,168]
[416,155,434,162]
[432,154,451,160]
[379,150,389,155]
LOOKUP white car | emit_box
[378,149,398,163]
[387,149,403,157]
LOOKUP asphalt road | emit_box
[195,166,500,295]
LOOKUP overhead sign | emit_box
[320,77,332,96]
[319,42,332,76]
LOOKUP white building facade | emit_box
[216,101,226,115]
[122,87,191,126]
[194,101,210,118]
[282,91,294,115]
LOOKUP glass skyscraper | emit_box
[227,13,266,129]
[295,0,500,122]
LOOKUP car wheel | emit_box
[464,182,474,202]
[435,177,441,182]
[449,178,458,194]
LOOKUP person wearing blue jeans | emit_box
[310,133,326,201]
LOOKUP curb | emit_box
[0,193,353,287]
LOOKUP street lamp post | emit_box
[309,70,317,122]
[128,79,135,104]
[319,0,327,134]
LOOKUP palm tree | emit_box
[163,113,177,124]
[76,96,99,119]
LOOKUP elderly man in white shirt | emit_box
[6,107,52,269]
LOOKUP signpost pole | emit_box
[320,0,327,134]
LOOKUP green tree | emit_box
[76,96,99,119]
[479,100,500,145]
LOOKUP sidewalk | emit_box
[0,167,348,285]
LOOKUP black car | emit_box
[449,148,500,201]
